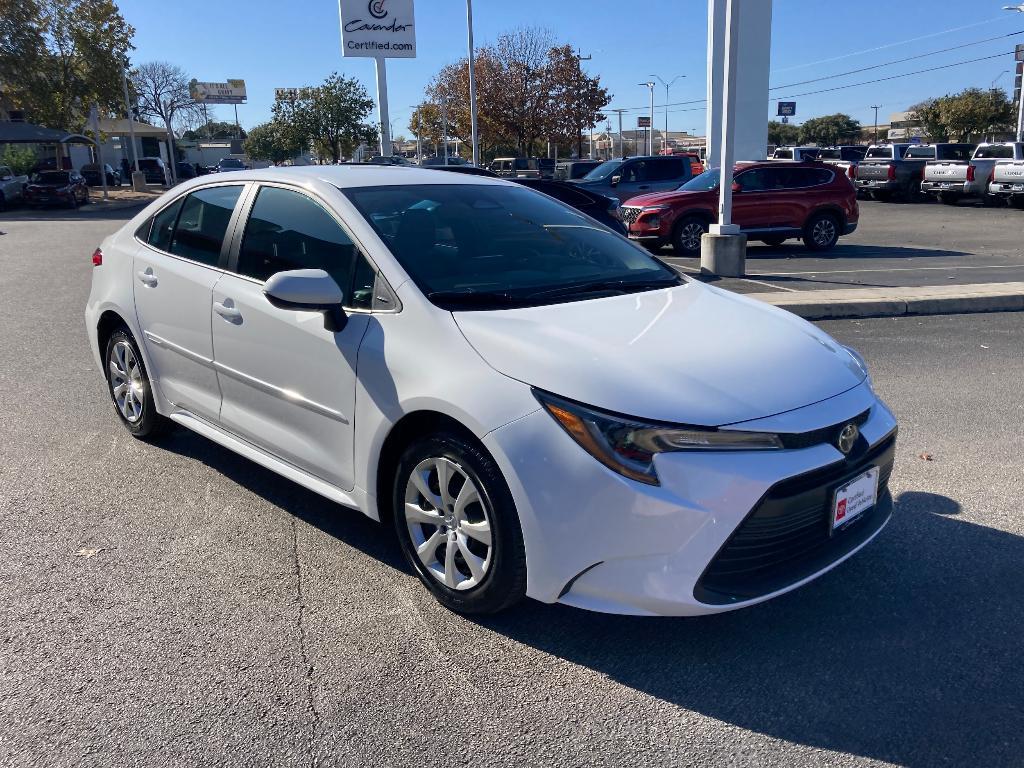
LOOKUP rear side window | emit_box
[169,185,243,266]
[781,168,833,187]
[237,186,362,300]
[648,157,685,181]
[146,198,184,251]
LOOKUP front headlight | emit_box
[534,390,783,486]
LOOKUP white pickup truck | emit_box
[922,142,1024,206]
[0,165,29,210]
[988,150,1024,208]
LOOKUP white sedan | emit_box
[85,165,897,616]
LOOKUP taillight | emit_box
[92,248,102,267]
[848,164,857,179]
[887,164,896,181]
[966,164,976,182]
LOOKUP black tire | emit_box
[104,328,172,439]
[981,194,1004,208]
[68,191,79,209]
[1010,196,1024,209]
[392,430,526,615]
[81,188,90,205]
[0,191,5,212]
[937,192,959,206]
[904,179,924,203]
[760,236,787,247]
[802,211,840,251]
[671,215,708,256]
[871,191,891,202]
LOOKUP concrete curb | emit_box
[743,282,1024,320]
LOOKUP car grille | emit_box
[621,206,642,226]
[694,432,897,605]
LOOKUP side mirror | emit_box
[610,174,621,186]
[731,181,743,192]
[1,175,11,182]
[263,269,347,332]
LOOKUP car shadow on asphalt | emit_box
[660,244,972,261]
[476,490,1021,767]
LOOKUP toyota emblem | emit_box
[836,423,859,454]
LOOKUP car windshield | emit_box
[678,168,720,191]
[33,171,69,183]
[344,183,681,309]
[581,159,624,181]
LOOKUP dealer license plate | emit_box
[831,467,879,532]
[939,183,952,189]
[1013,184,1024,192]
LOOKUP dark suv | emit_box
[623,161,858,255]
[570,155,693,204]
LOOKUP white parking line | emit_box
[740,278,799,292]
[747,264,1024,277]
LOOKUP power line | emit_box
[769,30,1024,91]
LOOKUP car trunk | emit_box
[924,161,969,183]
[856,162,893,181]
[992,160,1024,184]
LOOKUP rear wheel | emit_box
[802,212,840,251]
[904,179,924,203]
[981,194,1004,208]
[871,191,891,202]
[671,215,708,256]
[393,430,526,615]
[104,328,172,439]
[0,191,5,212]
[1010,196,1024,209]
[937,192,960,206]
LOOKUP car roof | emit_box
[203,165,514,189]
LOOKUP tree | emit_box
[271,73,376,163]
[243,122,299,164]
[798,113,861,146]
[546,44,610,158]
[182,120,245,141]
[909,98,945,141]
[131,62,200,168]
[0,0,135,129]
[767,120,800,147]
[909,88,1014,141]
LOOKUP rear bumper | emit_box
[843,221,858,235]
[989,181,1024,196]
[856,179,898,191]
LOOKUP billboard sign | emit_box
[637,116,651,128]
[190,80,247,104]
[777,101,796,117]
[339,0,416,58]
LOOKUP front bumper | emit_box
[484,381,897,616]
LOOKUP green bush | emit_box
[0,144,37,176]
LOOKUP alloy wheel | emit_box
[404,457,493,590]
[108,340,144,423]
[679,222,705,252]
[812,217,836,247]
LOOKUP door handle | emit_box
[136,269,158,287]
[213,300,242,322]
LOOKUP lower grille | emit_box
[621,206,641,226]
[694,433,897,605]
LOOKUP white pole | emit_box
[375,57,392,157]
[1017,74,1024,143]
[712,0,740,233]
[120,64,139,173]
[441,101,448,165]
[90,105,109,201]
[664,84,669,153]
[466,0,479,166]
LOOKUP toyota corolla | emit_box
[85,166,897,616]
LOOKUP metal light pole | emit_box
[466,0,479,166]
[611,108,626,157]
[120,60,139,174]
[651,74,684,154]
[639,82,655,155]
[1003,6,1024,141]
[871,105,881,143]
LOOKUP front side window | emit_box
[237,186,364,302]
[169,185,243,266]
[581,159,624,181]
[344,184,680,310]
[620,161,649,183]
[147,197,185,251]
[679,167,720,191]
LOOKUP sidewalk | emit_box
[738,281,1024,319]
[79,187,162,212]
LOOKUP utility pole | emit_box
[639,81,655,155]
[651,74,685,154]
[466,0,479,165]
[871,104,881,143]
[611,108,626,157]
[441,100,448,165]
[120,60,139,178]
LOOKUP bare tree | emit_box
[131,61,201,175]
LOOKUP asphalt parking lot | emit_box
[2,211,1022,767]
[660,199,1024,294]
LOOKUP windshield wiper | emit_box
[525,276,681,301]
[427,289,525,308]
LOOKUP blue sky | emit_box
[121,0,1023,136]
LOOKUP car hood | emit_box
[625,189,705,207]
[452,282,865,426]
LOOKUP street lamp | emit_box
[650,74,685,154]
[638,81,655,155]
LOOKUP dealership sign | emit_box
[339,0,416,58]
[777,101,796,117]
[189,80,247,104]
[637,116,651,128]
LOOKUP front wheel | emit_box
[803,212,840,251]
[393,431,526,615]
[760,236,787,247]
[671,215,708,256]
[104,328,171,439]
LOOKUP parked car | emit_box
[987,147,1024,207]
[24,169,89,208]
[489,157,544,178]
[0,164,29,210]
[570,155,694,204]
[420,156,468,167]
[511,178,628,235]
[925,142,1024,206]
[216,157,247,173]
[425,165,499,178]
[622,161,858,255]
[537,157,556,179]
[814,146,866,181]
[175,162,197,180]
[771,146,822,161]
[856,143,974,201]
[85,165,896,616]
[554,159,602,180]
[679,152,704,176]
[368,155,416,166]
[80,163,121,187]
[138,157,169,185]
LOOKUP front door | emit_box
[730,167,780,231]
[211,184,374,490]
[133,184,245,421]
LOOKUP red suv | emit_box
[623,161,859,255]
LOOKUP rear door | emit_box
[210,183,375,490]
[133,183,246,421]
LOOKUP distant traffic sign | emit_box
[637,116,651,128]
[777,101,796,117]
